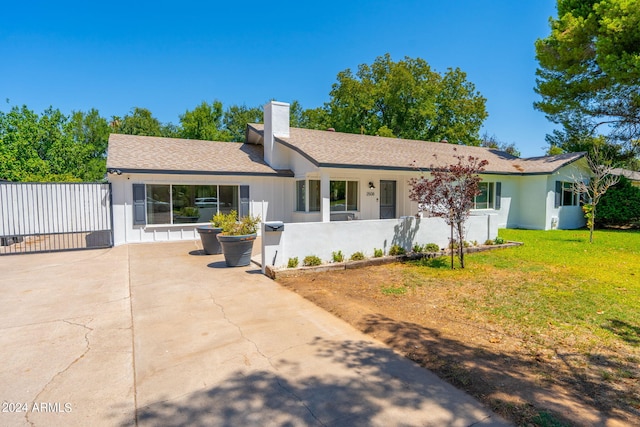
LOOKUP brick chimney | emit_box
[263,101,290,169]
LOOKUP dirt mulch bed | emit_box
[277,263,639,427]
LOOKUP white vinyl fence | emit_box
[261,214,498,270]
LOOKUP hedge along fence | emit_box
[260,214,498,272]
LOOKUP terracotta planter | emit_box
[216,233,256,267]
[197,225,222,254]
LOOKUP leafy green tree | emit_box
[325,54,487,144]
[115,107,163,136]
[179,100,232,141]
[223,104,263,142]
[0,105,109,182]
[596,176,640,225]
[535,0,640,164]
[0,105,50,181]
[68,109,110,181]
[481,132,521,157]
[297,106,332,130]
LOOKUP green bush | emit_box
[332,250,345,263]
[389,245,405,256]
[484,239,494,245]
[303,255,322,266]
[373,248,384,258]
[423,243,440,252]
[494,236,505,245]
[597,176,640,226]
[350,251,366,261]
[216,210,261,235]
[287,257,299,268]
[412,243,423,253]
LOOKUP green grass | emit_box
[405,229,640,349]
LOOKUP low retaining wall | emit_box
[261,214,498,272]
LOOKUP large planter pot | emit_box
[216,233,257,267]
[197,225,223,255]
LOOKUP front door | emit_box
[380,180,396,219]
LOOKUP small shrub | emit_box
[472,240,479,247]
[484,239,494,245]
[423,243,440,252]
[373,248,383,258]
[448,240,459,249]
[350,251,366,261]
[494,236,505,245]
[412,243,423,253]
[463,241,471,248]
[303,255,322,266]
[331,250,344,263]
[381,286,407,295]
[389,245,405,256]
[287,257,299,268]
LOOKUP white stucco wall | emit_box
[109,172,292,246]
[545,162,589,230]
[261,214,498,270]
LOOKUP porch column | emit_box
[321,172,330,222]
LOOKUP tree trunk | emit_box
[589,205,596,243]
[450,222,454,269]
[457,222,465,269]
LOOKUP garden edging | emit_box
[266,241,522,280]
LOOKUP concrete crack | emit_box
[25,318,93,426]
[200,285,325,426]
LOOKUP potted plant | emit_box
[216,210,261,267]
[196,211,225,255]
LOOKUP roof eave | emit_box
[106,168,294,177]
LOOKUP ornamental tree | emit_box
[409,152,488,268]
[572,148,620,243]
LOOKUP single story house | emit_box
[106,101,588,246]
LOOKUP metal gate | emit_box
[0,182,113,255]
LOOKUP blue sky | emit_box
[1,0,558,158]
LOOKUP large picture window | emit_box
[330,180,358,211]
[145,184,239,225]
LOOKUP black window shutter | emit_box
[239,185,250,218]
[554,181,562,208]
[495,182,501,210]
[132,184,146,225]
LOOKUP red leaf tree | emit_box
[409,152,488,268]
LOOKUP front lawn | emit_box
[278,228,640,426]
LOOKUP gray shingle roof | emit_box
[611,168,640,181]
[247,124,586,175]
[106,134,293,176]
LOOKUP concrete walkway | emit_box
[0,241,510,426]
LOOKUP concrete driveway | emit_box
[0,241,510,426]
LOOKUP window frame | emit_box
[473,182,495,210]
[143,183,241,226]
[330,180,359,212]
[555,181,579,207]
[294,179,323,213]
